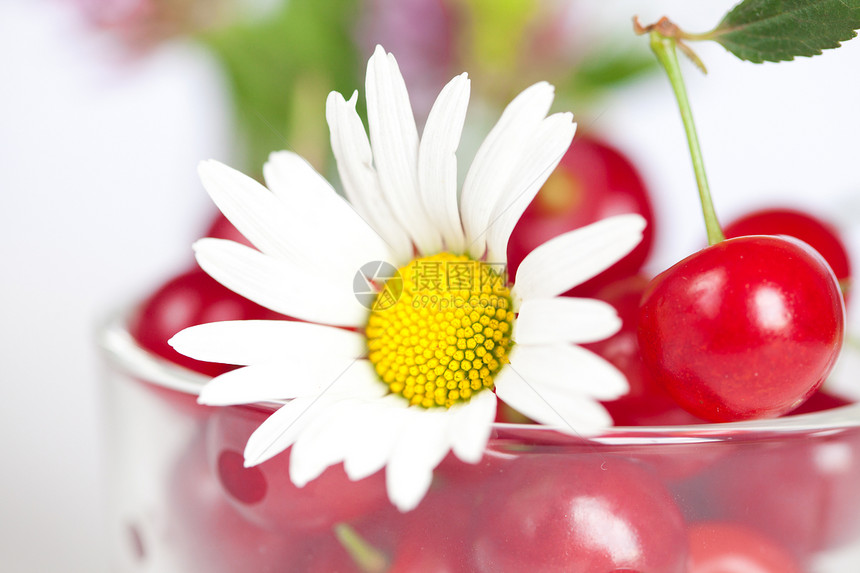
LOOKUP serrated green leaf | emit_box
[711,0,860,63]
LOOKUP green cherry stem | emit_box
[333,523,388,573]
[648,30,725,245]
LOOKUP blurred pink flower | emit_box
[69,0,240,48]
[358,0,455,122]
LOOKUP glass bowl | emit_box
[99,312,860,572]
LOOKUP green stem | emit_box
[680,28,720,43]
[333,523,388,573]
[649,31,724,245]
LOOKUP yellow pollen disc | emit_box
[366,253,514,409]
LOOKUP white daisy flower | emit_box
[169,45,646,512]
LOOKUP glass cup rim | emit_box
[99,310,860,446]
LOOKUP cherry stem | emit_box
[333,523,388,573]
[647,28,724,245]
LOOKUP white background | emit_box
[2,1,860,571]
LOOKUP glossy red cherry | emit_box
[129,267,286,377]
[724,207,851,300]
[507,134,655,296]
[688,522,802,573]
[471,454,688,572]
[205,405,389,533]
[638,235,844,422]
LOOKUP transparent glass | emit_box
[100,314,860,572]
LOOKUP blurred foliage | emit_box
[198,0,362,176]
[454,0,657,111]
[189,0,657,175]
[78,0,659,175]
[462,0,537,71]
[560,42,657,105]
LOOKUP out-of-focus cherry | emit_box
[384,488,477,573]
[129,267,286,377]
[166,431,298,572]
[689,429,860,560]
[507,135,655,296]
[471,454,688,572]
[204,405,389,534]
[724,207,851,301]
[203,212,256,248]
[688,521,802,573]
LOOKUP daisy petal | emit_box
[198,357,384,406]
[508,344,629,400]
[289,399,361,487]
[198,160,328,277]
[386,409,452,511]
[194,238,368,327]
[326,91,413,263]
[449,389,497,464]
[514,298,621,345]
[366,46,441,254]
[511,214,646,309]
[244,396,336,466]
[197,362,323,405]
[418,73,470,253]
[484,113,576,262]
[243,361,386,466]
[494,366,614,435]
[343,396,410,481]
[169,320,365,366]
[263,151,393,272]
[460,82,555,259]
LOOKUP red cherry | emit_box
[353,449,514,570]
[687,429,860,560]
[507,134,655,296]
[586,275,658,399]
[618,441,731,484]
[471,455,688,572]
[688,522,802,573]
[602,395,704,427]
[203,212,256,248]
[724,207,851,301]
[434,448,517,490]
[384,488,478,573]
[638,235,844,422]
[204,405,390,533]
[129,267,286,377]
[166,430,299,572]
[789,389,853,415]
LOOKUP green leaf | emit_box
[710,0,860,63]
[559,41,658,102]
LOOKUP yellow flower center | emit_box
[366,253,514,409]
